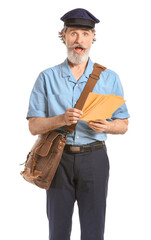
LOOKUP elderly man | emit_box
[27,8,130,240]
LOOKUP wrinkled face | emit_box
[63,28,94,64]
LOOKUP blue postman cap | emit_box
[60,8,100,29]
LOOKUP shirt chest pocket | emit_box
[47,94,72,116]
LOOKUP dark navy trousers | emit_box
[46,143,110,240]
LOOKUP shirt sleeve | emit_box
[26,72,48,119]
[111,73,130,120]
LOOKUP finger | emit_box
[70,117,81,122]
[88,121,103,126]
[88,125,101,132]
[67,120,78,126]
[88,122,106,130]
[70,120,78,124]
[68,112,83,118]
[90,119,106,124]
[68,113,82,119]
[74,108,83,114]
[89,125,105,132]
[90,124,104,130]
[67,108,83,115]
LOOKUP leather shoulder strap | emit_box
[65,63,106,133]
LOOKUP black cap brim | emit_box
[64,18,95,29]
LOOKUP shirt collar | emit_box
[61,57,94,83]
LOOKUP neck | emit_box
[68,58,89,80]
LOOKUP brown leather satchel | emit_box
[20,63,106,190]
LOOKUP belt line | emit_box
[64,141,105,153]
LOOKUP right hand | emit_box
[63,108,83,126]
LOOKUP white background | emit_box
[0,0,151,239]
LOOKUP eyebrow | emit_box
[68,28,91,32]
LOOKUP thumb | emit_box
[94,119,106,124]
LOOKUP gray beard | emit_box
[66,46,91,65]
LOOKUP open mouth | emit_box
[74,46,84,54]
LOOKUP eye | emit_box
[83,32,88,36]
[71,32,77,36]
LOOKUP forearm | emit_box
[106,118,129,134]
[28,108,83,136]
[28,114,66,135]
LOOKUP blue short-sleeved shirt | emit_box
[27,58,130,145]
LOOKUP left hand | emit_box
[88,119,110,133]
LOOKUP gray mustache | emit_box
[68,44,87,50]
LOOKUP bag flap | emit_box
[34,131,64,157]
[36,141,53,157]
[46,131,63,142]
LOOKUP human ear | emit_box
[62,31,66,43]
[92,31,95,40]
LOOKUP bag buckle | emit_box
[63,130,72,138]
[89,73,100,80]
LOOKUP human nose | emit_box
[75,34,83,44]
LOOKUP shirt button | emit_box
[77,136,79,139]
[76,84,78,87]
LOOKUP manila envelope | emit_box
[80,92,125,122]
